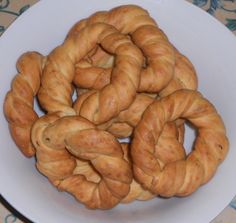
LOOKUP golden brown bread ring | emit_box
[70,4,175,93]
[131,89,229,197]
[4,52,45,157]
[31,113,132,209]
[38,23,143,124]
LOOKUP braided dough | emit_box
[4,52,45,157]
[131,89,229,197]
[38,23,143,124]
[74,47,197,98]
[73,45,197,138]
[159,49,198,97]
[69,4,175,93]
[3,4,229,211]
[74,90,185,150]
[31,113,132,209]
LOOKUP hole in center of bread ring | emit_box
[69,5,176,93]
[38,23,143,124]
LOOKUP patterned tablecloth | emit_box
[0,0,236,222]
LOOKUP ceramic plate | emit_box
[0,0,236,222]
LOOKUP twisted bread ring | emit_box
[38,23,143,124]
[4,52,45,157]
[69,4,175,93]
[31,113,132,209]
[131,89,229,197]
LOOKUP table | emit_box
[1,0,236,222]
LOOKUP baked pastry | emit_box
[31,113,132,209]
[3,4,228,211]
[131,89,229,196]
[70,4,175,93]
[38,23,143,124]
[4,52,45,157]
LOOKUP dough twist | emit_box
[121,136,186,203]
[159,49,198,97]
[70,4,175,93]
[4,52,45,157]
[74,91,155,137]
[74,91,185,150]
[74,89,187,202]
[31,113,132,209]
[131,89,229,197]
[75,49,197,96]
[38,23,143,124]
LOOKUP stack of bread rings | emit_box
[4,5,229,209]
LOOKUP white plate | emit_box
[0,0,236,223]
